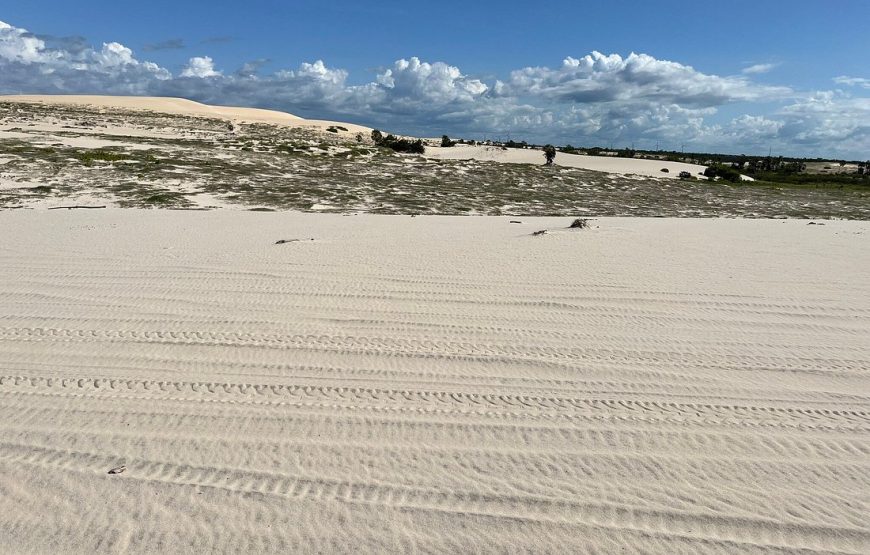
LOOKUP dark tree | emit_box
[543,144,556,165]
[371,129,384,145]
[441,135,456,147]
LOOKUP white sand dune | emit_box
[1,211,868,554]
[0,94,373,135]
[426,144,724,179]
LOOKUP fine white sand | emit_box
[1,211,868,554]
[426,144,721,179]
[0,95,373,136]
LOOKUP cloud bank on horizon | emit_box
[1,19,868,159]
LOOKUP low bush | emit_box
[704,164,743,183]
[371,130,425,154]
[441,135,456,147]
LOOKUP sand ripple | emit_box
[0,212,868,554]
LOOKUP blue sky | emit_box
[2,1,869,158]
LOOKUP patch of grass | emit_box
[142,192,185,205]
[75,150,129,167]
[346,147,373,157]
[750,176,869,191]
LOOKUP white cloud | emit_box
[294,60,346,85]
[0,20,57,64]
[780,91,870,144]
[742,63,776,75]
[180,56,221,78]
[95,42,136,68]
[702,92,870,158]
[1,19,868,158]
[833,76,870,89]
[503,52,789,106]
[376,57,488,102]
[730,114,784,137]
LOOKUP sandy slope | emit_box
[0,94,373,135]
[426,144,724,180]
[1,212,868,554]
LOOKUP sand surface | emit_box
[1,211,868,554]
[426,144,723,179]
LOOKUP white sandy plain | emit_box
[425,143,719,179]
[1,210,868,554]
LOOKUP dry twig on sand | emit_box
[47,205,107,210]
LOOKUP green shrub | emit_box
[704,164,742,183]
[371,130,425,154]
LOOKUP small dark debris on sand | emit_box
[532,230,548,236]
[569,218,590,229]
[107,465,126,475]
[275,238,314,244]
[47,205,107,210]
[510,220,523,224]
[807,222,825,226]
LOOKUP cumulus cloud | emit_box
[291,60,347,85]
[0,20,171,94]
[95,42,138,68]
[376,57,488,102]
[1,19,867,158]
[742,63,776,75]
[502,52,789,106]
[780,92,870,145]
[705,92,870,158]
[0,20,56,64]
[180,56,221,78]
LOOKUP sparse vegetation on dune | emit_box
[1,100,868,218]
